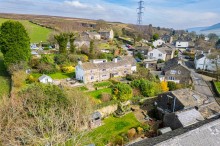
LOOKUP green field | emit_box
[0,53,10,98]
[0,18,53,43]
[85,113,140,145]
[88,88,112,99]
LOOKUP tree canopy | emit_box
[112,83,133,102]
[0,20,30,67]
[55,33,68,54]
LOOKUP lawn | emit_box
[98,43,110,49]
[88,88,112,99]
[31,72,75,80]
[93,81,112,88]
[0,18,53,43]
[85,113,141,146]
[0,53,10,98]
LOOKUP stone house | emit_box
[156,88,220,130]
[148,47,175,61]
[75,56,137,83]
[81,31,101,40]
[99,29,114,40]
[162,57,191,84]
[143,59,157,71]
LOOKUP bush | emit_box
[101,93,112,102]
[111,135,124,145]
[37,63,57,74]
[61,66,75,73]
[137,127,144,135]
[112,83,133,102]
[12,70,27,88]
[127,128,136,140]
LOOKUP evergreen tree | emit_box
[69,33,77,54]
[89,40,95,57]
[0,21,30,67]
[54,33,68,54]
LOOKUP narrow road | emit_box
[183,61,215,101]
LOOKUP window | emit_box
[102,69,106,71]
[168,76,175,80]
[150,53,153,56]
[158,54,162,57]
[124,71,127,73]
[170,70,176,74]
[91,76,94,80]
[178,70,181,74]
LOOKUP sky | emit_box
[0,0,219,29]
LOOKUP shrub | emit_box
[12,70,27,88]
[61,66,75,73]
[137,127,144,135]
[112,83,133,102]
[101,93,112,102]
[111,135,124,146]
[127,128,136,140]
[37,63,57,74]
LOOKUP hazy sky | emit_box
[0,0,219,29]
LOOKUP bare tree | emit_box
[0,85,93,145]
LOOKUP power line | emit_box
[137,0,144,26]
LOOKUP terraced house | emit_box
[76,56,137,83]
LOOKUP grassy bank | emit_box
[0,18,53,43]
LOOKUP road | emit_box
[182,59,215,101]
[121,45,133,56]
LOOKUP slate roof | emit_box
[171,89,209,108]
[176,108,204,127]
[195,54,205,60]
[80,56,136,71]
[129,116,220,146]
[38,75,52,81]
[198,102,220,119]
[162,57,180,72]
[157,89,209,112]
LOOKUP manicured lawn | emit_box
[85,113,141,146]
[0,18,52,43]
[31,72,75,80]
[0,53,10,97]
[214,82,220,93]
[88,88,112,99]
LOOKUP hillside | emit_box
[0,13,172,40]
[202,23,220,31]
[0,18,53,43]
[188,23,220,36]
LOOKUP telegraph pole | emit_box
[137,0,144,26]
